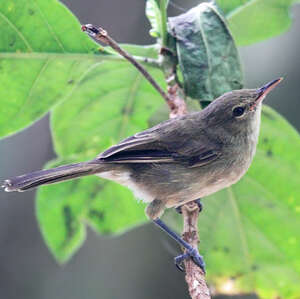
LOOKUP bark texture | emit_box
[182,202,211,299]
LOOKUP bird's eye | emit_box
[232,106,245,117]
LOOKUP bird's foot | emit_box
[174,247,206,273]
[153,218,206,273]
[175,198,203,214]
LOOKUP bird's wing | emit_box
[97,113,222,167]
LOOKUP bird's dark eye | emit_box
[233,106,245,117]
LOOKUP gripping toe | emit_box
[174,249,206,273]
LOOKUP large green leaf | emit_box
[216,0,300,46]
[168,2,243,101]
[164,106,300,299]
[0,0,103,138]
[0,0,158,139]
[36,158,146,263]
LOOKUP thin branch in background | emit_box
[81,24,187,118]
[81,25,173,111]
[82,23,210,299]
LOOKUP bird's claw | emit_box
[174,252,189,272]
[174,249,206,273]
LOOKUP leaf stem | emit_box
[0,52,160,68]
[159,0,168,46]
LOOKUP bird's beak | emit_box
[250,77,283,110]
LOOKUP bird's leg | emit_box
[175,198,203,214]
[153,218,205,273]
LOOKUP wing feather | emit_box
[97,113,222,167]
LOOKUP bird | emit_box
[2,78,282,272]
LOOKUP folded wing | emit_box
[97,113,222,167]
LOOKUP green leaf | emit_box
[216,0,300,46]
[0,0,158,139]
[168,2,243,101]
[51,58,165,160]
[145,0,169,45]
[37,158,146,263]
[0,0,105,138]
[164,106,300,299]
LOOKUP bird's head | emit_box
[203,78,283,136]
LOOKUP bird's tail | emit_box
[2,161,107,192]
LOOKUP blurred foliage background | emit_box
[0,0,300,298]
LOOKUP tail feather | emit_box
[2,161,105,192]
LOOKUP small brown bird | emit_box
[2,78,282,271]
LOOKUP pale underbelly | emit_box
[97,160,250,208]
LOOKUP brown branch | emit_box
[82,23,209,299]
[159,47,187,118]
[182,202,211,299]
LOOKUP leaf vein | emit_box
[227,187,253,274]
[32,0,66,52]
[227,0,259,20]
[13,58,51,119]
[0,11,33,51]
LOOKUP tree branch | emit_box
[159,47,187,118]
[182,202,211,299]
[81,24,210,299]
